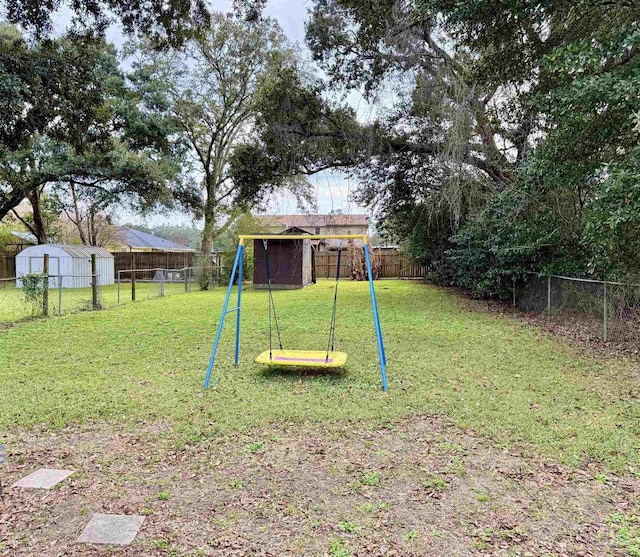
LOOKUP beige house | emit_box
[255,214,370,251]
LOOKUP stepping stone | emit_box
[12,468,74,489]
[77,513,145,545]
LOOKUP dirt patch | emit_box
[1,416,638,556]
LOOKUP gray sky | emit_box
[53,1,373,226]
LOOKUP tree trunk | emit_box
[201,191,216,257]
[28,189,48,244]
[70,179,89,245]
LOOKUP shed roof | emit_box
[16,245,113,258]
[117,227,195,252]
[60,245,113,258]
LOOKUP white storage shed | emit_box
[16,245,115,289]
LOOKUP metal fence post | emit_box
[91,254,99,310]
[117,271,121,305]
[160,269,165,297]
[42,254,49,317]
[58,274,62,316]
[512,277,516,307]
[547,275,551,316]
[603,282,608,342]
[184,268,188,293]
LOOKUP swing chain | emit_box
[263,239,283,358]
[326,241,342,361]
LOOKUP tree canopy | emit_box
[300,0,640,291]
[131,13,317,254]
[0,27,187,244]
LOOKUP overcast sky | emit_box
[54,0,373,226]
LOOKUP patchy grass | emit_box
[3,417,638,555]
[0,280,639,473]
[607,511,640,555]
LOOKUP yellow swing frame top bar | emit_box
[239,234,369,246]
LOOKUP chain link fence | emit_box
[115,265,224,306]
[0,274,102,325]
[0,265,225,325]
[515,273,640,342]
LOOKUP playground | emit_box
[1,280,640,555]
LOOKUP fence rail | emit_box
[514,272,640,343]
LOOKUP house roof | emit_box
[257,214,369,228]
[117,228,195,252]
[11,231,38,244]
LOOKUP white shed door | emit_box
[29,256,60,287]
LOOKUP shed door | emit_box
[29,256,60,287]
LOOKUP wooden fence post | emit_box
[42,254,49,317]
[131,252,136,301]
[91,254,99,310]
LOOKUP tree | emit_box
[1,0,210,45]
[1,0,270,44]
[131,13,314,255]
[305,0,640,289]
[0,28,187,244]
[229,65,367,208]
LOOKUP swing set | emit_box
[203,234,388,391]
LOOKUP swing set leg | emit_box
[364,244,388,392]
[204,244,243,389]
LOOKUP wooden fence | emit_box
[112,251,197,275]
[315,249,426,279]
[0,251,18,279]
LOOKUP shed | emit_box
[253,228,315,289]
[16,245,115,288]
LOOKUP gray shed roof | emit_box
[60,246,113,258]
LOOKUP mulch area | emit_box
[2,415,638,556]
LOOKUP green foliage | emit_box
[446,188,587,298]
[607,512,640,556]
[20,273,48,315]
[338,521,359,534]
[130,13,300,254]
[0,224,14,251]
[3,0,212,46]
[303,0,640,286]
[0,28,184,232]
[329,538,351,557]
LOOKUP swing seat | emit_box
[255,349,348,368]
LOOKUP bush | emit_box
[20,273,48,315]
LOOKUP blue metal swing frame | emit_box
[203,235,388,391]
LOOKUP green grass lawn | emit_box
[1,280,638,472]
